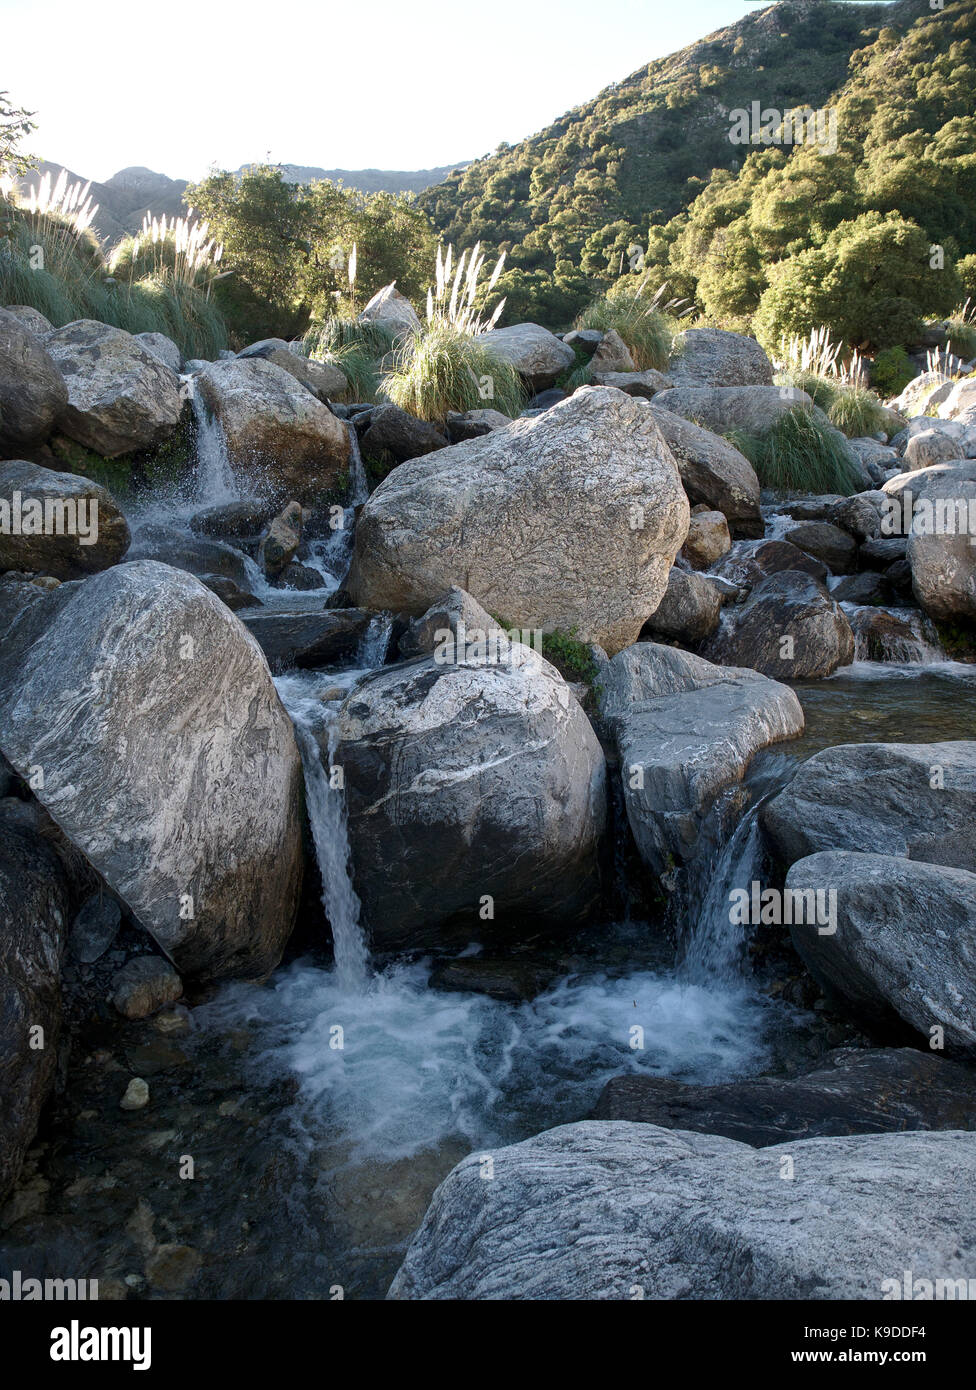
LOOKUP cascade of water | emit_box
[276,673,370,991]
[188,379,240,508]
[346,422,369,507]
[356,612,393,668]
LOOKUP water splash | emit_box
[188,378,240,508]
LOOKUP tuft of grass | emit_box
[382,320,525,421]
[301,317,395,402]
[541,627,599,684]
[826,385,888,438]
[577,281,678,371]
[727,406,863,495]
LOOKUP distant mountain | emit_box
[16,160,468,247]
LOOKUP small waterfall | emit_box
[356,612,393,668]
[276,673,370,991]
[347,422,369,506]
[187,376,240,508]
[845,603,946,665]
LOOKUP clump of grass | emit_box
[541,628,598,684]
[380,241,524,420]
[301,317,396,402]
[383,320,525,420]
[826,385,888,437]
[577,280,683,371]
[0,173,228,358]
[109,210,224,286]
[728,406,863,495]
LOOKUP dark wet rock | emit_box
[710,539,827,588]
[69,894,121,963]
[360,404,449,464]
[0,459,131,579]
[859,535,908,568]
[783,521,857,575]
[592,1048,976,1145]
[239,607,372,670]
[111,955,183,1020]
[199,574,261,611]
[641,566,722,645]
[703,571,855,679]
[428,958,558,1002]
[831,571,888,606]
[189,500,275,543]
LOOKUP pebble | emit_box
[120,1077,150,1111]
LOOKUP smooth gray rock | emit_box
[0,561,303,982]
[239,607,372,669]
[593,1047,976,1145]
[0,823,68,1204]
[648,405,763,536]
[0,459,131,579]
[667,328,774,388]
[348,387,690,656]
[599,643,803,879]
[357,283,421,343]
[763,741,976,874]
[69,893,121,963]
[334,644,607,949]
[651,384,818,437]
[237,339,347,402]
[786,852,976,1054]
[193,358,350,505]
[642,566,722,644]
[907,474,976,621]
[388,1121,976,1299]
[783,521,857,575]
[475,322,575,390]
[44,320,182,457]
[397,586,497,659]
[703,571,855,679]
[136,331,183,374]
[0,307,68,446]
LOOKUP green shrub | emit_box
[541,628,599,684]
[382,321,525,421]
[870,346,915,399]
[826,385,888,438]
[577,283,675,370]
[728,406,862,495]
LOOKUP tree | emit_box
[0,91,36,177]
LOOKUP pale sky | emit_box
[4,0,773,183]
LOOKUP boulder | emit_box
[588,328,636,374]
[847,604,943,663]
[237,339,348,402]
[239,606,373,670]
[0,306,69,447]
[593,1047,976,1145]
[3,305,54,336]
[397,585,497,659]
[388,1121,976,1299]
[667,328,774,388]
[709,539,827,588]
[832,571,889,606]
[894,371,952,418]
[44,320,182,457]
[681,508,731,569]
[360,404,448,464]
[0,560,303,981]
[589,368,671,398]
[786,852,976,1053]
[193,358,350,505]
[128,522,260,600]
[782,521,857,574]
[0,823,69,1203]
[651,384,817,437]
[357,283,422,342]
[762,741,976,873]
[475,322,575,391]
[111,954,183,1019]
[258,501,302,578]
[703,571,855,679]
[334,643,607,949]
[904,428,964,472]
[938,377,976,422]
[68,893,121,963]
[347,387,690,656]
[598,642,802,879]
[135,332,182,374]
[0,459,131,579]
[641,567,722,645]
[647,406,762,536]
[907,474,976,621]
[189,500,276,542]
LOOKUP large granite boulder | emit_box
[193,358,350,506]
[598,643,802,879]
[641,567,722,645]
[44,320,183,457]
[651,384,819,438]
[762,741,976,873]
[357,283,422,342]
[667,328,774,388]
[347,387,690,656]
[474,322,575,391]
[648,406,763,537]
[0,459,131,579]
[333,642,607,949]
[388,1121,976,1299]
[237,338,348,402]
[0,561,303,981]
[0,823,69,1203]
[703,571,855,679]
[0,307,68,447]
[786,852,976,1054]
